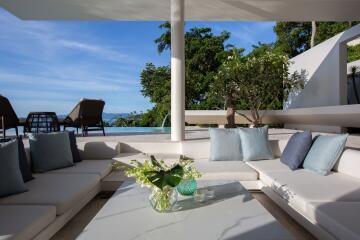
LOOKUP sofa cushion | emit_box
[245,159,291,173]
[113,153,182,166]
[78,141,120,160]
[1,137,33,182]
[245,159,292,188]
[209,128,242,161]
[17,136,34,182]
[48,160,113,178]
[303,134,348,176]
[0,173,100,215]
[0,140,28,197]
[68,131,81,163]
[280,131,312,170]
[193,161,258,181]
[333,149,360,179]
[306,202,360,240]
[0,205,56,240]
[259,169,360,212]
[238,126,273,161]
[181,139,288,160]
[269,139,288,158]
[29,132,74,173]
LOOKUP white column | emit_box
[171,0,185,141]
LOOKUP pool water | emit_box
[4,127,171,136]
[102,127,170,133]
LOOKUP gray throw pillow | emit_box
[68,131,81,163]
[29,132,74,173]
[209,128,242,161]
[303,134,348,176]
[238,126,273,161]
[0,140,28,197]
[0,136,33,182]
[280,131,312,170]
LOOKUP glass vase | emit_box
[176,179,197,196]
[149,186,178,213]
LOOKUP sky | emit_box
[0,8,276,117]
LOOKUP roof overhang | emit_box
[1,0,360,21]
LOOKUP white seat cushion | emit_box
[334,149,360,179]
[306,202,360,240]
[48,160,113,178]
[0,173,100,215]
[115,154,258,181]
[0,205,56,240]
[193,161,258,181]
[113,153,182,166]
[259,169,360,213]
[245,159,291,173]
[245,159,291,186]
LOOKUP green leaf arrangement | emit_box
[120,155,201,190]
[144,156,184,190]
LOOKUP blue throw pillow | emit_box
[0,140,28,197]
[303,134,348,176]
[209,128,242,161]
[238,126,273,161]
[29,132,74,173]
[281,131,313,170]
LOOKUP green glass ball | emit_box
[177,179,197,196]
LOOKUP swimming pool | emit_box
[102,127,170,133]
[4,127,171,136]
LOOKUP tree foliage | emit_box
[274,21,359,58]
[113,111,144,127]
[153,23,232,109]
[215,49,304,126]
[348,45,360,63]
[140,24,231,126]
[136,21,360,127]
[274,22,312,58]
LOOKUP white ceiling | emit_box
[1,0,360,21]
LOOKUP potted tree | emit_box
[210,49,244,128]
[214,49,304,127]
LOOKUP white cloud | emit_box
[0,71,135,92]
[0,9,131,63]
[211,21,275,50]
[0,9,157,116]
[55,39,129,62]
[231,22,275,44]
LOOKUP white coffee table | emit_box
[77,180,293,240]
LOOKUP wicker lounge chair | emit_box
[63,99,105,136]
[0,95,22,138]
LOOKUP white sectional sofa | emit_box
[109,139,360,240]
[1,138,359,240]
[181,139,360,240]
[0,148,114,240]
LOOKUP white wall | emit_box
[285,24,360,109]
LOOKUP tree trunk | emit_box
[225,96,236,128]
[251,109,262,128]
[311,21,316,48]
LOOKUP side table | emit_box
[24,112,60,134]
